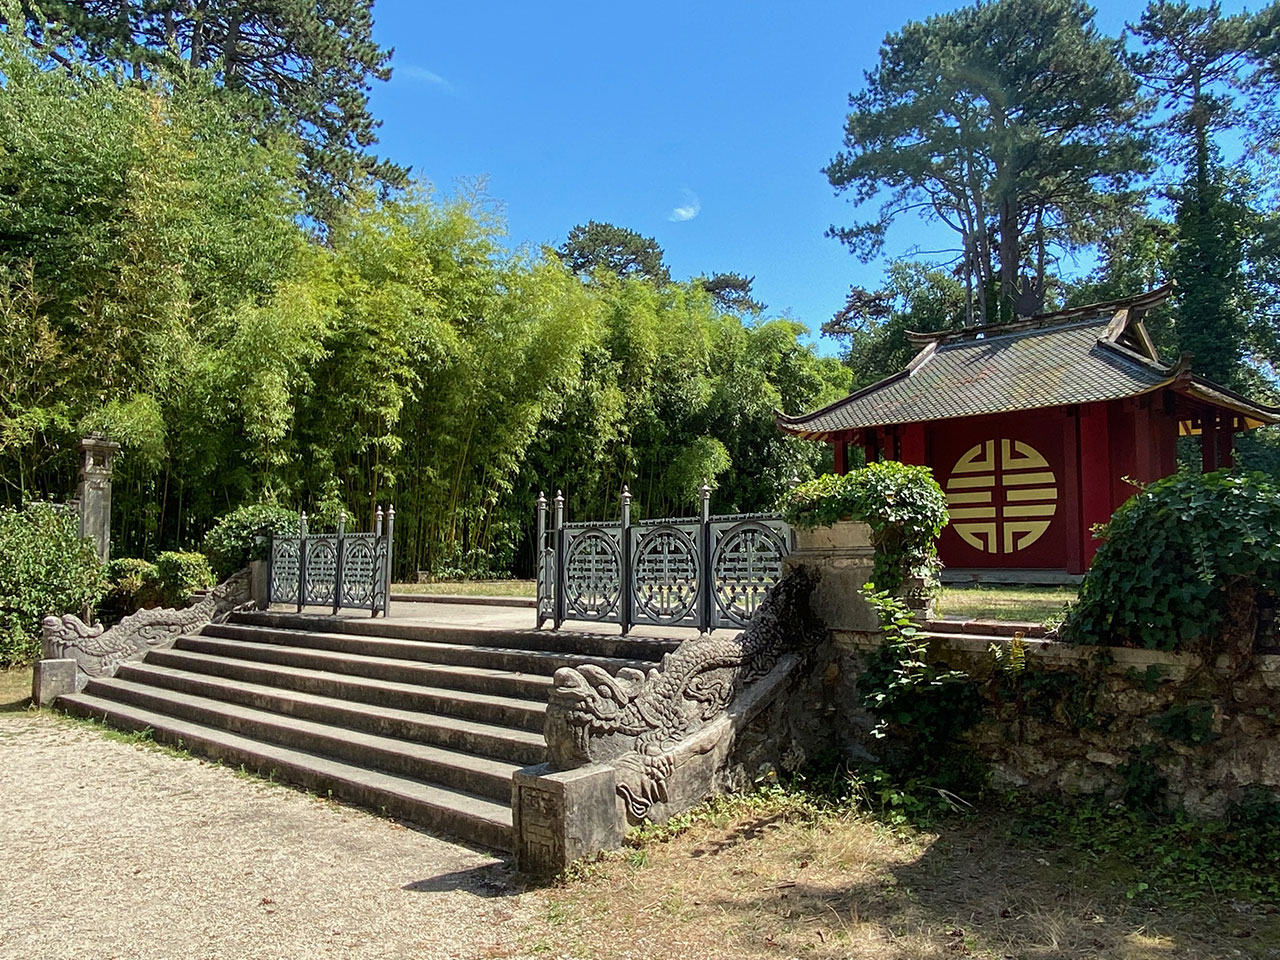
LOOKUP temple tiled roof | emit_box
[778,287,1280,439]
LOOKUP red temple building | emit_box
[777,285,1280,578]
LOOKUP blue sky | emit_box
[365,0,1244,347]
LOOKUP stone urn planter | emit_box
[785,520,933,632]
[784,520,879,632]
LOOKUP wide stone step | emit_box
[80,677,521,802]
[173,635,554,702]
[58,693,512,851]
[143,647,547,732]
[114,662,546,766]
[230,610,678,662]
[201,622,657,677]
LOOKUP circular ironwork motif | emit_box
[305,538,338,606]
[564,530,621,620]
[945,439,1058,555]
[342,538,376,607]
[271,540,300,604]
[711,522,786,625]
[633,525,699,623]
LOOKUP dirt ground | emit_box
[520,802,1280,960]
[4,667,1277,960]
[0,689,541,960]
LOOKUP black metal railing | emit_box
[268,506,394,617]
[536,485,791,633]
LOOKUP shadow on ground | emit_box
[402,862,520,898]
[531,810,1280,960]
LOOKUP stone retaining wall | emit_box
[807,628,1280,816]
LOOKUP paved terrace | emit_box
[283,596,705,643]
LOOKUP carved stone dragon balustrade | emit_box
[41,569,254,692]
[542,566,823,823]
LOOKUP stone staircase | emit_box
[55,610,677,852]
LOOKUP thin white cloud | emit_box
[398,65,454,92]
[669,189,701,222]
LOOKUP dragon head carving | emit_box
[41,613,104,660]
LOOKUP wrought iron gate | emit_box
[268,506,395,617]
[536,485,791,633]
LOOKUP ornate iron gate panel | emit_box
[268,506,395,617]
[536,486,791,633]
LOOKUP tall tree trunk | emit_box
[998,194,1019,324]
[224,5,242,84]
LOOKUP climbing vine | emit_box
[857,586,981,774]
[1064,469,1280,651]
[777,462,948,591]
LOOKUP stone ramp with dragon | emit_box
[544,566,823,822]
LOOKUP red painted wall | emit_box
[829,392,1187,573]
[928,412,1069,570]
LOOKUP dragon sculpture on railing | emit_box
[41,569,254,692]
[543,566,823,822]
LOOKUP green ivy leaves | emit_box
[776,462,948,591]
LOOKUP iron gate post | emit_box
[620,486,633,635]
[297,511,308,612]
[553,490,565,630]
[699,481,712,633]
[265,532,275,609]
[535,491,547,629]
[333,509,346,615]
[382,504,395,618]
[375,506,384,616]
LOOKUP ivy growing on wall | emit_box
[776,461,948,591]
[1064,469,1280,651]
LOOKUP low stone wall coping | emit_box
[926,619,1048,639]
[832,628,1205,676]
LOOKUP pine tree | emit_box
[28,0,405,226]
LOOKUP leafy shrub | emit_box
[0,502,106,666]
[100,557,163,623]
[154,551,214,606]
[100,552,215,623]
[858,586,982,780]
[777,461,949,590]
[1064,469,1280,650]
[202,503,298,577]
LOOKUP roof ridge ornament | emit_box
[905,282,1176,348]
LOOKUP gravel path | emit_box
[0,710,544,960]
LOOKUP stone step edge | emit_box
[204,622,660,675]
[84,677,522,799]
[229,611,679,661]
[389,593,536,609]
[175,635,555,693]
[117,661,547,758]
[144,647,549,725]
[57,693,513,851]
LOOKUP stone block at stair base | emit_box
[512,763,621,878]
[32,659,77,707]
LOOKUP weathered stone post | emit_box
[77,434,118,562]
[785,521,879,631]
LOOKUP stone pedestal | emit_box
[77,435,118,562]
[785,521,880,632]
[32,659,77,707]
[512,763,622,878]
[250,560,269,610]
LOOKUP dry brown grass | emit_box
[0,664,32,714]
[513,800,1280,960]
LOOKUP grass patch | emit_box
[392,580,536,597]
[0,665,32,713]
[521,779,1280,960]
[936,583,1077,624]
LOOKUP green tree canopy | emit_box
[26,0,405,225]
[826,0,1149,324]
[557,221,672,285]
